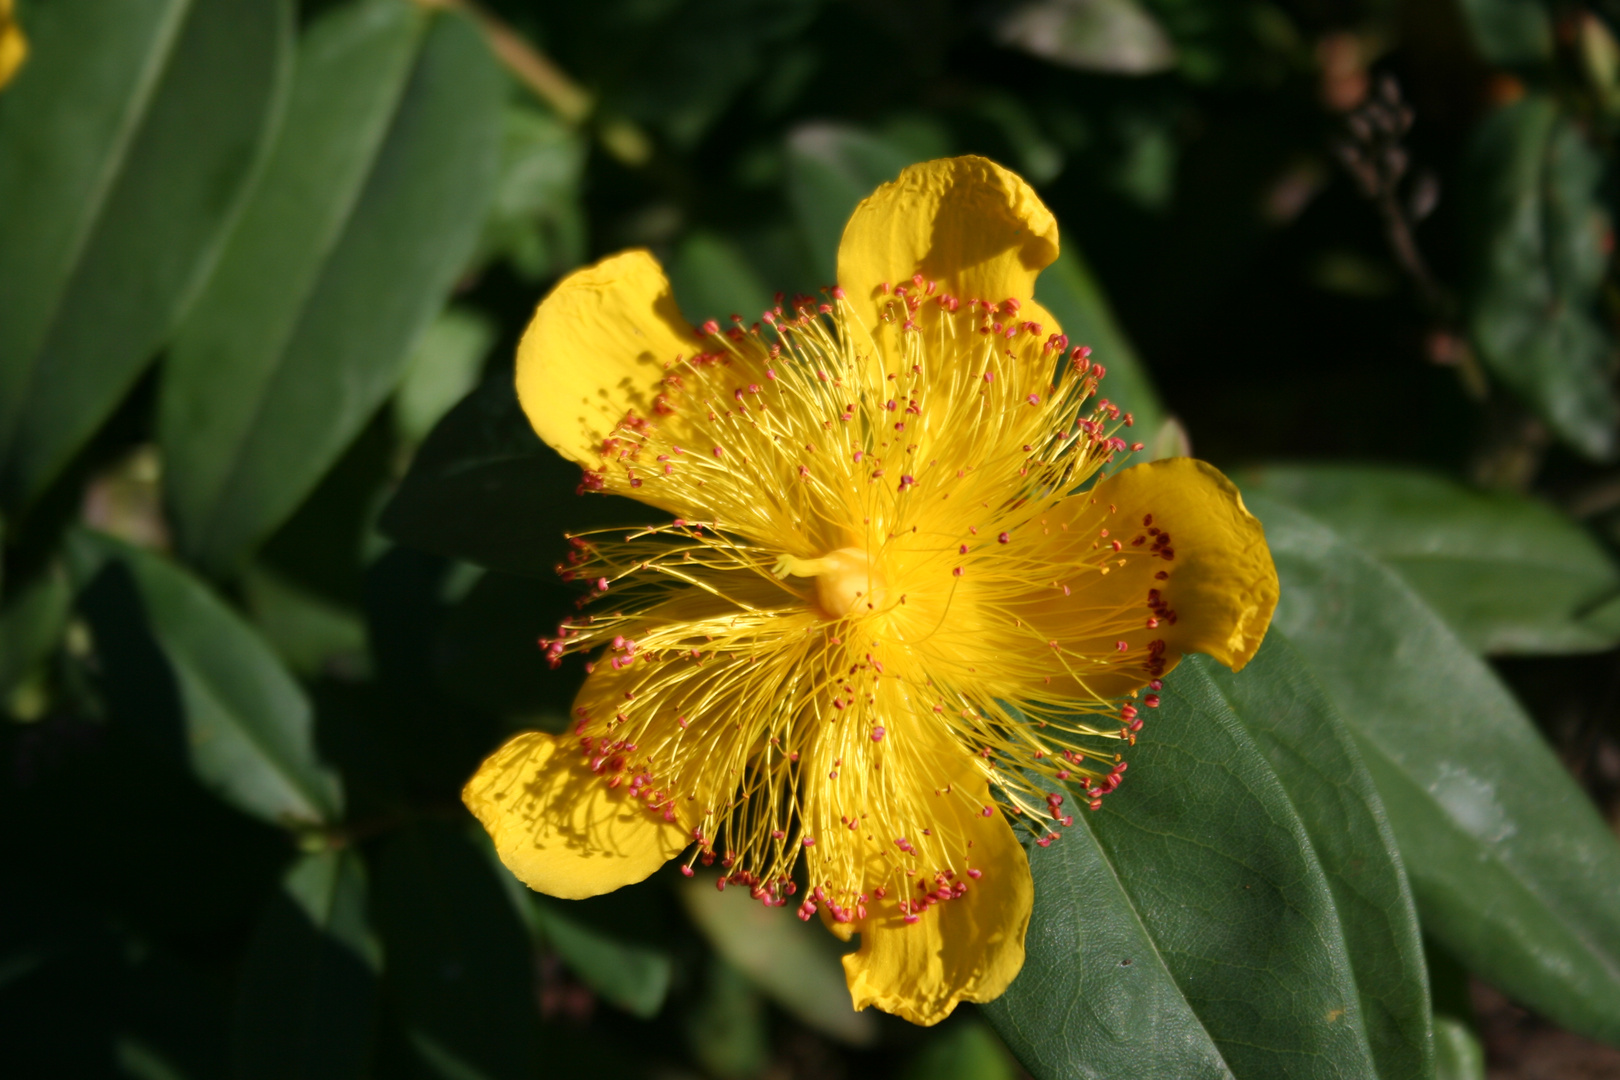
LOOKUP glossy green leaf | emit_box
[1203,642,1433,1080]
[1238,464,1620,655]
[231,850,380,1080]
[1033,249,1168,445]
[373,823,539,1080]
[1463,94,1617,460]
[380,376,644,578]
[996,0,1176,75]
[668,231,774,326]
[1245,491,1620,1045]
[531,898,672,1020]
[160,0,504,577]
[0,0,289,512]
[65,528,342,826]
[986,654,1382,1080]
[680,875,878,1047]
[1456,0,1552,66]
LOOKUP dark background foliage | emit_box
[3,0,1620,1077]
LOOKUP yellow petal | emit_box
[822,719,1034,1026]
[515,249,697,470]
[1013,457,1279,700]
[0,0,26,90]
[836,156,1059,332]
[463,728,689,900]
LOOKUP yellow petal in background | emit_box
[0,0,27,89]
[516,249,696,470]
[462,729,689,900]
[836,155,1059,330]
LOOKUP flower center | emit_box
[775,547,885,619]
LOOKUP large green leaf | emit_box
[1463,94,1617,460]
[986,654,1383,1079]
[1455,0,1552,66]
[1245,491,1620,1045]
[66,528,342,826]
[995,0,1176,75]
[231,850,380,1080]
[0,0,289,513]
[159,0,503,577]
[1237,464,1620,655]
[0,565,70,703]
[1204,642,1432,1080]
[785,122,929,283]
[531,898,672,1020]
[373,823,540,1080]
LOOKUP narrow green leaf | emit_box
[373,823,540,1080]
[686,957,770,1080]
[66,528,342,826]
[1463,95,1617,460]
[1237,464,1620,655]
[530,898,672,1020]
[394,307,495,447]
[680,875,878,1047]
[160,0,504,577]
[1203,642,1433,1080]
[668,231,774,327]
[1245,491,1620,1045]
[902,1021,1017,1080]
[231,850,380,1080]
[0,0,289,512]
[987,657,1381,1080]
[475,101,586,283]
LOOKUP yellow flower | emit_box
[464,156,1279,1025]
[0,0,27,90]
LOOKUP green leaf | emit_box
[785,123,929,283]
[66,528,342,826]
[1455,0,1553,66]
[1245,491,1620,1045]
[680,874,878,1047]
[530,898,672,1020]
[996,0,1177,75]
[159,0,504,577]
[230,850,381,1080]
[1433,1016,1485,1080]
[1237,464,1620,655]
[394,307,495,447]
[668,231,774,326]
[475,101,586,283]
[1033,249,1168,445]
[986,655,1382,1080]
[380,375,644,578]
[1202,641,1433,1080]
[0,0,289,513]
[373,823,540,1080]
[686,957,770,1080]
[1463,94,1617,460]
[0,565,70,702]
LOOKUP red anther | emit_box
[680,865,694,878]
[701,319,720,335]
[1117,640,1129,652]
[953,566,964,577]
[981,805,994,817]
[711,446,723,458]
[716,876,727,891]
[958,543,969,555]
[982,371,994,383]
[997,532,1010,544]
[871,726,885,743]
[594,577,609,592]
[898,474,915,491]
[1155,570,1169,580]
[1089,798,1103,811]
[798,901,817,921]
[1036,835,1053,847]
[1130,442,1145,451]
[1121,705,1138,721]
[1145,694,1161,708]
[832,286,846,299]
[1149,679,1163,690]
[1094,363,1107,378]
[1056,769,1071,781]
[1129,718,1144,733]
[1113,761,1128,773]
[903,913,920,925]
[802,836,815,846]
[1026,393,1041,406]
